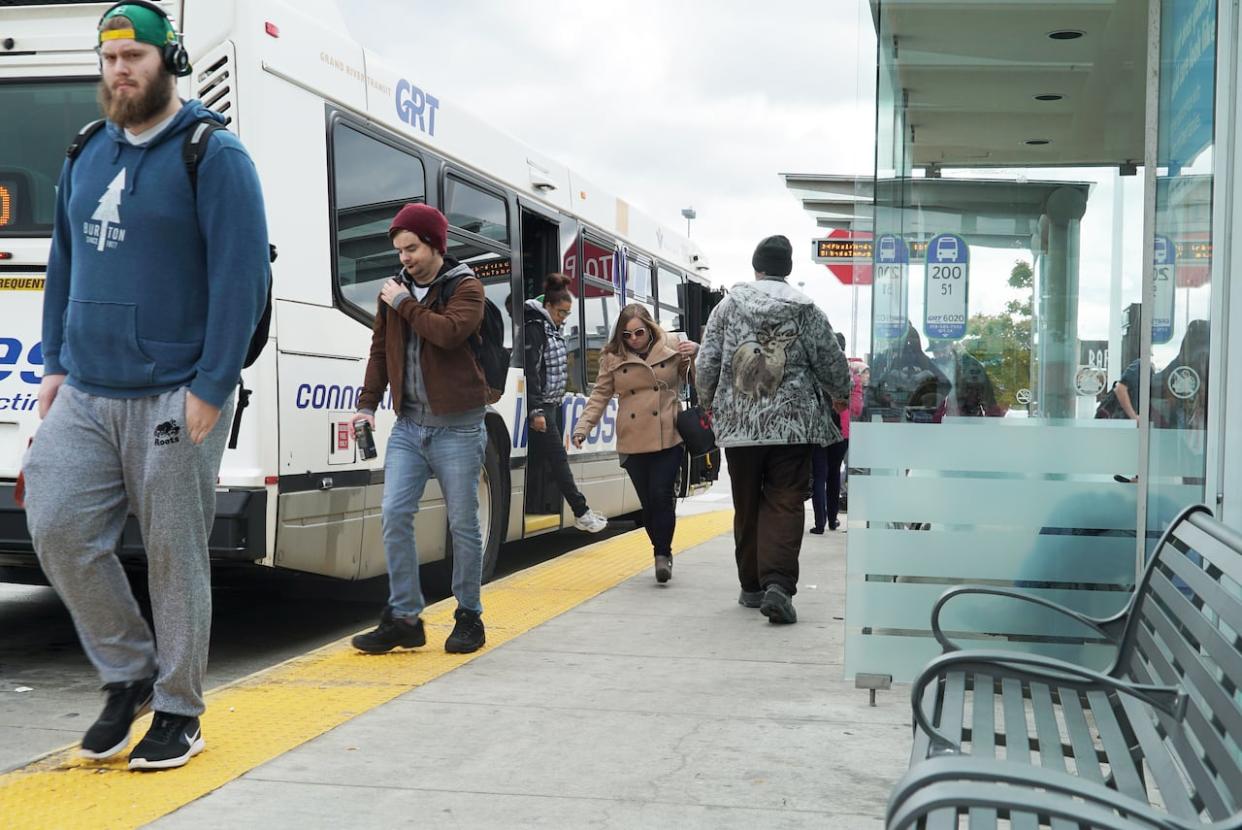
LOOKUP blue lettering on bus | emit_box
[0,337,43,384]
[295,383,388,411]
[395,79,440,136]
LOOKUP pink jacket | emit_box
[841,374,863,438]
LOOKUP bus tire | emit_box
[424,433,506,594]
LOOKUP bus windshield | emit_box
[0,79,100,236]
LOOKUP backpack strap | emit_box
[183,119,226,197]
[66,119,107,160]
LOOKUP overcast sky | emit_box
[336,0,877,348]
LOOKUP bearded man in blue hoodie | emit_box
[21,3,268,771]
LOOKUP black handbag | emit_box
[676,404,716,456]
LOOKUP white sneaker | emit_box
[574,510,608,533]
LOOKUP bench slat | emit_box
[1085,689,1148,802]
[1176,517,1242,590]
[911,680,937,764]
[1151,551,1242,689]
[1115,693,1200,819]
[1138,585,1242,750]
[1133,622,1242,815]
[1001,678,1038,830]
[1058,687,1107,784]
[968,674,998,829]
[1030,682,1077,830]
[1128,657,1234,820]
[926,672,968,830]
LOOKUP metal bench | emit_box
[886,504,1242,829]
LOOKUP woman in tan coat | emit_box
[572,304,698,583]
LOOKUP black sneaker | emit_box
[759,584,798,624]
[80,674,156,760]
[738,589,764,608]
[128,712,204,770]
[444,608,486,654]
[352,607,427,654]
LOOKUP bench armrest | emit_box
[931,587,1125,653]
[910,649,1187,755]
[887,757,1199,830]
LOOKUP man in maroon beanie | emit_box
[351,203,492,655]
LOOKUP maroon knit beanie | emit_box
[389,203,448,255]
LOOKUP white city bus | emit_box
[0,0,721,586]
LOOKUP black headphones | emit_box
[97,0,191,77]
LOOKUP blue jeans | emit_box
[382,417,487,618]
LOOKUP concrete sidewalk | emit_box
[151,518,911,829]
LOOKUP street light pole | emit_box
[681,207,696,238]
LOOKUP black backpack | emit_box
[434,271,508,403]
[67,117,274,446]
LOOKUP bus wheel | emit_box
[426,434,506,594]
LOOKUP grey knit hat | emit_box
[752,234,793,277]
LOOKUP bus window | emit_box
[659,304,684,333]
[0,80,99,235]
[445,177,509,244]
[627,257,652,301]
[331,124,426,316]
[581,280,619,386]
[657,265,682,309]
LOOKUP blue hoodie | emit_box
[42,100,268,409]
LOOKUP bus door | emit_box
[679,280,725,495]
[517,206,567,536]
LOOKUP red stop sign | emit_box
[825,228,873,285]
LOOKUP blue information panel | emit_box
[923,233,969,339]
[873,234,909,339]
[1152,234,1175,345]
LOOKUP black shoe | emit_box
[828,520,840,531]
[352,607,427,654]
[80,674,156,760]
[654,555,673,583]
[128,712,204,770]
[809,526,825,535]
[759,584,797,624]
[445,608,486,654]
[738,589,764,608]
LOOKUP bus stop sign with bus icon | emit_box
[924,233,969,339]
[873,234,909,339]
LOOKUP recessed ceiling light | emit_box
[1034,94,1064,102]
[1025,139,1052,145]
[1048,30,1084,40]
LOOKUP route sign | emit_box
[1153,234,1175,345]
[873,234,908,339]
[923,233,969,339]
[814,229,873,285]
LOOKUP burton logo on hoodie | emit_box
[86,169,127,252]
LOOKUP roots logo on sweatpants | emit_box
[84,169,128,252]
[154,419,182,447]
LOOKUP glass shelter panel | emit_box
[852,2,1155,681]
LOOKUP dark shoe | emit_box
[128,712,204,770]
[759,585,797,624]
[738,589,764,608]
[654,555,673,583]
[809,526,825,535]
[80,674,156,760]
[445,608,486,654]
[828,520,840,531]
[352,607,426,654]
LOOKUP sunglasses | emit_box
[621,328,648,340]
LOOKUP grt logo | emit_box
[395,79,440,137]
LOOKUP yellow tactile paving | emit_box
[0,509,732,830]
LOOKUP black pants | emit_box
[811,439,848,530]
[726,444,812,596]
[528,406,589,517]
[623,445,684,558]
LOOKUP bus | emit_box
[0,0,722,586]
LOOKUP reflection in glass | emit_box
[581,280,618,385]
[445,177,508,243]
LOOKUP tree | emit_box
[960,259,1033,409]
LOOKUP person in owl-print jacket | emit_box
[573,304,698,585]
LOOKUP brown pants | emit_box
[725,444,813,596]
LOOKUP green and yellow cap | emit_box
[98,3,179,49]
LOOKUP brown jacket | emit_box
[357,268,487,416]
[574,333,690,455]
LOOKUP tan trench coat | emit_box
[573,334,690,455]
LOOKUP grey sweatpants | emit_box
[23,384,234,717]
